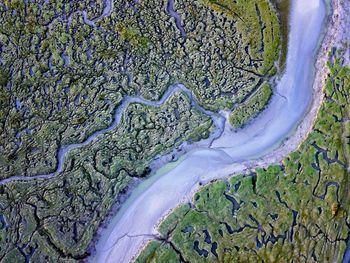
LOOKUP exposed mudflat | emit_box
[91,0,342,262]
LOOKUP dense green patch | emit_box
[201,0,281,75]
[0,92,212,262]
[271,0,290,70]
[137,50,350,262]
[229,82,272,128]
[135,241,180,263]
[0,0,281,179]
[0,0,282,260]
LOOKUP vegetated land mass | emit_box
[137,48,350,262]
[0,0,280,179]
[271,0,290,70]
[0,0,281,261]
[0,92,212,262]
[229,82,272,128]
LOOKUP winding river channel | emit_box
[2,0,346,261]
[0,85,225,186]
[92,0,332,262]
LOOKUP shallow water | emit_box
[94,0,113,22]
[92,1,328,262]
[166,0,186,38]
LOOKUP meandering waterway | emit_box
[91,0,331,262]
[2,0,346,261]
[0,85,225,186]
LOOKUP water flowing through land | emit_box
[1,0,343,261]
[0,85,225,186]
[166,0,186,38]
[91,0,330,262]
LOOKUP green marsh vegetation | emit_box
[0,0,282,180]
[0,92,212,262]
[229,82,272,128]
[200,0,281,75]
[0,0,283,260]
[271,0,290,71]
[137,49,350,262]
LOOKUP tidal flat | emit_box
[0,0,283,261]
[137,44,350,263]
